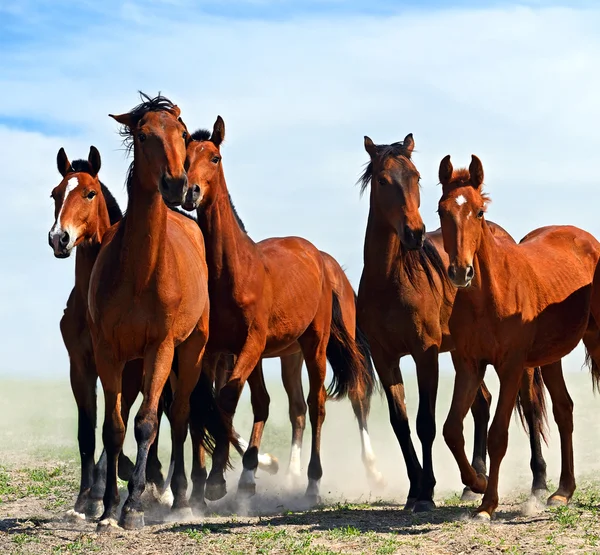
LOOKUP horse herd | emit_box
[46,92,600,531]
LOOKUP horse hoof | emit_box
[461,487,482,502]
[305,493,321,507]
[472,510,491,521]
[86,499,104,519]
[190,499,208,517]
[547,494,569,507]
[171,506,193,522]
[413,500,436,513]
[119,509,145,530]
[205,482,227,502]
[237,482,256,499]
[65,509,86,522]
[403,498,417,511]
[258,454,279,475]
[96,517,120,533]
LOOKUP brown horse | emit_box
[356,136,549,511]
[48,147,174,518]
[174,117,374,505]
[437,154,600,518]
[88,93,218,530]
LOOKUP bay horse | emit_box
[356,135,549,512]
[88,93,221,530]
[48,147,179,518]
[175,117,375,505]
[182,187,382,489]
[437,154,600,518]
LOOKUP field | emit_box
[1,366,600,554]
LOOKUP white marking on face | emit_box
[466,211,472,220]
[455,194,467,206]
[50,176,79,246]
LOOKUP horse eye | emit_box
[138,132,147,142]
[377,177,387,186]
[477,209,484,219]
[87,191,97,200]
[182,131,188,140]
[211,156,221,164]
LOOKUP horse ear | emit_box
[364,136,377,159]
[171,105,181,119]
[469,155,484,189]
[439,155,453,186]
[109,112,133,127]
[57,147,71,177]
[211,116,225,148]
[88,146,101,177]
[403,133,415,157]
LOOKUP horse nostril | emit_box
[59,231,70,247]
[466,265,474,280]
[448,265,457,280]
[193,184,200,195]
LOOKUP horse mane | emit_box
[191,128,211,142]
[68,159,122,225]
[358,141,413,196]
[117,92,178,154]
[403,238,450,295]
[228,193,247,234]
[443,168,491,204]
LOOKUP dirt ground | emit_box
[1,367,599,554]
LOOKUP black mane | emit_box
[68,159,122,226]
[358,141,412,196]
[228,193,247,233]
[403,239,450,296]
[117,92,178,154]
[191,128,211,142]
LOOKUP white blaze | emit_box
[50,176,79,248]
[455,194,467,206]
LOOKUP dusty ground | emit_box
[1,367,600,554]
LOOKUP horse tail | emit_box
[515,367,549,445]
[584,346,600,393]
[189,371,238,469]
[354,292,379,400]
[326,291,374,401]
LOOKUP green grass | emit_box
[51,536,99,554]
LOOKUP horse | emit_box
[48,146,176,518]
[437,154,600,518]
[356,135,549,511]
[87,93,221,530]
[170,116,375,506]
[182,186,383,489]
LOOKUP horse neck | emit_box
[196,170,253,283]
[120,165,168,286]
[363,199,405,280]
[468,220,506,306]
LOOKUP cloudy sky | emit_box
[2,0,599,377]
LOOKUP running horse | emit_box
[356,135,549,511]
[87,93,223,530]
[437,154,600,518]
[48,146,174,518]
[173,116,375,506]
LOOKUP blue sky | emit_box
[2,0,600,377]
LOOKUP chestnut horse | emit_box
[176,117,375,505]
[48,147,174,518]
[88,94,219,530]
[437,154,600,518]
[356,136,549,511]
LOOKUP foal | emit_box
[437,155,600,518]
[88,94,217,530]
[177,117,374,504]
[357,136,549,511]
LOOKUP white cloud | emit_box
[1,5,599,375]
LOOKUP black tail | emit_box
[515,367,549,445]
[189,371,237,468]
[353,293,379,399]
[585,347,600,393]
[326,291,375,401]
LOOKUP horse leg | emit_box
[413,347,439,512]
[67,354,98,520]
[238,361,271,497]
[443,352,487,497]
[206,339,264,501]
[371,343,422,510]
[476,362,524,519]
[168,329,207,519]
[281,351,307,486]
[118,340,175,530]
[94,348,125,530]
[461,376,491,502]
[541,361,575,506]
[517,367,548,496]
